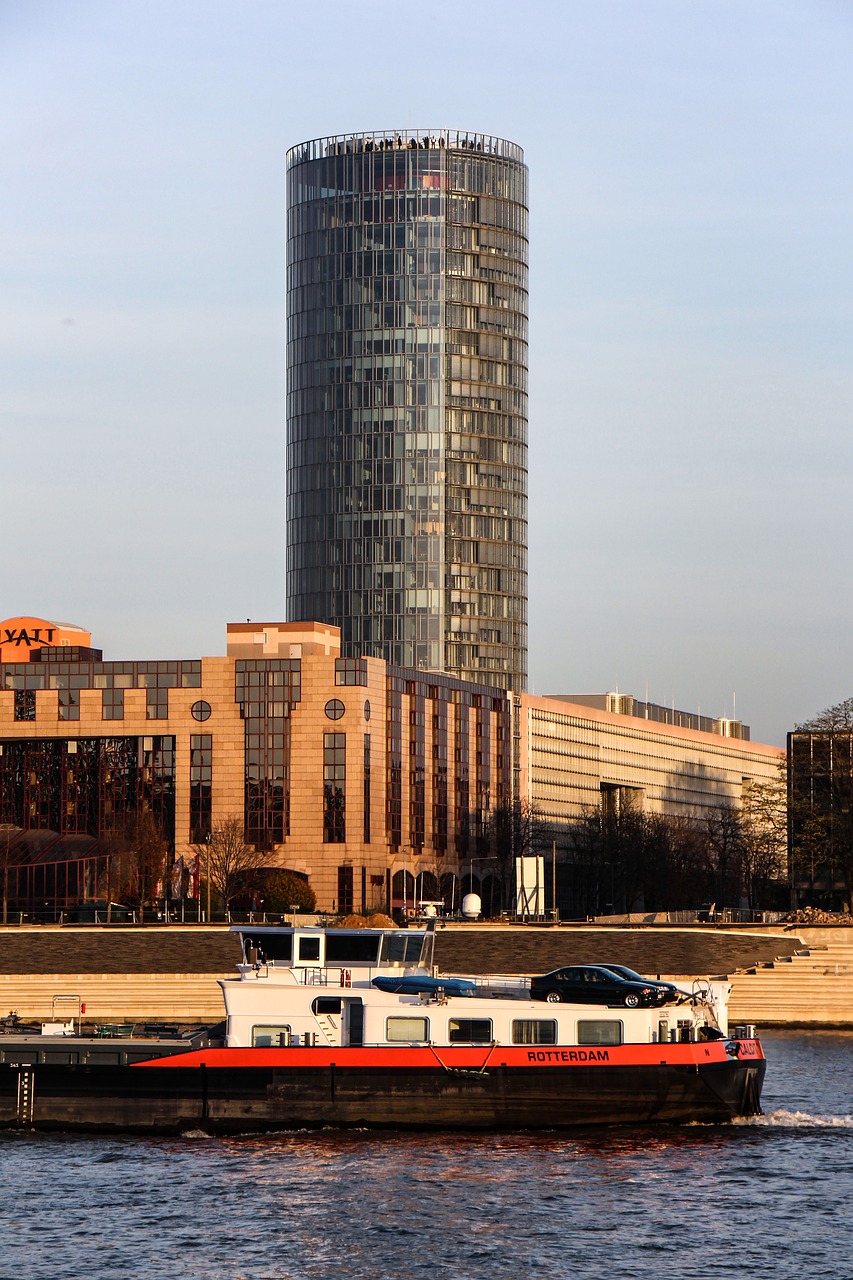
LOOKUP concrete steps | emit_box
[725,937,853,1025]
[0,972,229,1023]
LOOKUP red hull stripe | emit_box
[133,1040,764,1070]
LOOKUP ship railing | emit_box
[298,965,423,988]
[298,966,369,988]
[470,975,530,994]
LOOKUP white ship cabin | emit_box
[222,925,727,1052]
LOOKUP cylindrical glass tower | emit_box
[286,129,528,692]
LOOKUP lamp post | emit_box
[207,834,213,924]
[403,846,409,917]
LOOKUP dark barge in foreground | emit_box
[0,923,765,1133]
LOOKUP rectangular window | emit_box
[363,734,371,843]
[13,691,36,721]
[189,733,212,843]
[101,688,124,720]
[337,865,354,914]
[386,1016,429,1043]
[323,731,346,842]
[511,1019,557,1045]
[379,933,427,967]
[448,1018,492,1044]
[577,1020,623,1046]
[298,936,321,962]
[251,1025,291,1047]
[335,657,368,686]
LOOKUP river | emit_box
[2,1030,851,1279]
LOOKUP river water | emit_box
[2,1030,851,1280]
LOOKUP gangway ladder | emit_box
[315,1014,338,1045]
[16,1066,35,1126]
[51,993,83,1034]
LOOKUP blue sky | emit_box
[2,0,852,745]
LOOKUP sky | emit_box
[2,0,852,748]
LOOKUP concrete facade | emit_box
[517,693,784,827]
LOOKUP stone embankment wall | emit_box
[1,922,851,1026]
[0,928,239,1024]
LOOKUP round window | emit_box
[324,698,345,721]
[364,699,371,722]
[191,700,212,722]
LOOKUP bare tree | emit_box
[194,815,264,916]
[704,804,744,908]
[739,773,788,908]
[130,812,169,923]
[796,697,853,732]
[487,798,548,911]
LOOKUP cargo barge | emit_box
[0,922,765,1132]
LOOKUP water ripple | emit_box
[4,1032,853,1278]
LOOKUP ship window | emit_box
[298,937,321,962]
[511,1019,557,1045]
[252,1025,291,1047]
[325,933,381,964]
[386,1016,429,1042]
[312,998,342,1015]
[380,933,426,966]
[243,934,292,964]
[577,1020,623,1046]
[448,1018,492,1044]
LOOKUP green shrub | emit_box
[262,870,317,914]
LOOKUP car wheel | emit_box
[623,992,641,1008]
[545,990,563,1004]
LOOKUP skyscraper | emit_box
[286,129,528,692]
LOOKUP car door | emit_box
[585,968,621,1004]
[567,967,599,1003]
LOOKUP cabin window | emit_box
[252,1025,291,1047]
[511,1019,557,1045]
[380,933,427,967]
[448,1018,492,1043]
[577,1020,623,1046]
[298,937,321,962]
[386,1016,429,1042]
[312,998,342,1015]
[325,933,381,965]
[244,934,292,964]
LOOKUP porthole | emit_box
[191,700,212,722]
[324,698,345,721]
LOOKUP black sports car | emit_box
[529,965,662,1008]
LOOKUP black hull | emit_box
[0,1057,765,1134]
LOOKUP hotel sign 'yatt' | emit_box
[0,617,92,663]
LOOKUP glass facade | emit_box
[2,659,202,722]
[234,659,301,850]
[0,735,176,845]
[286,129,528,692]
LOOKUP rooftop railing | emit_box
[287,129,524,167]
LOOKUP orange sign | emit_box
[0,616,92,663]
